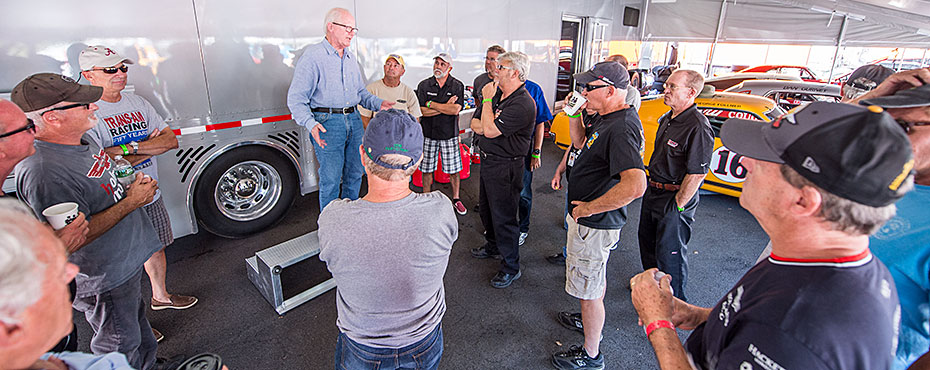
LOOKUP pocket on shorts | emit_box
[566,257,606,298]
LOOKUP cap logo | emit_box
[888,159,914,191]
[801,157,821,174]
[60,75,76,83]
[103,48,116,56]
[385,143,408,152]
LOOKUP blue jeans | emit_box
[312,111,365,211]
[334,324,443,370]
[518,155,534,233]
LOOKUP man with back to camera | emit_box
[416,53,466,215]
[469,51,536,288]
[840,64,894,102]
[631,101,912,369]
[12,73,161,369]
[287,7,394,211]
[79,46,196,340]
[549,61,647,370]
[637,69,714,302]
[357,54,421,128]
[318,109,457,370]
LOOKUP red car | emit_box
[736,65,822,83]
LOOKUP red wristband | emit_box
[645,320,675,337]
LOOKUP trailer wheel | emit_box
[194,146,297,238]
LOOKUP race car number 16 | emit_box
[710,146,747,183]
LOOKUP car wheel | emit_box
[194,146,297,238]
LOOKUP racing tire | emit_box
[194,146,297,239]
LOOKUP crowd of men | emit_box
[1,5,929,370]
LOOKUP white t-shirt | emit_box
[86,92,168,202]
[357,79,422,118]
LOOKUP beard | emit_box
[433,69,448,79]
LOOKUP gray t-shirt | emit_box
[626,85,642,111]
[86,92,168,202]
[318,191,458,348]
[15,138,161,297]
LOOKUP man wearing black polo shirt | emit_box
[637,69,713,301]
[417,53,466,214]
[631,102,911,370]
[469,51,536,289]
[550,61,647,370]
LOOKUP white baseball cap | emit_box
[79,45,134,71]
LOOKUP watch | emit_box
[129,141,139,154]
[532,148,541,155]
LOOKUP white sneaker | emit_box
[518,232,528,246]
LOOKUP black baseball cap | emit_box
[721,101,913,207]
[845,64,894,89]
[574,61,630,89]
[861,83,930,109]
[362,108,423,170]
[11,73,103,113]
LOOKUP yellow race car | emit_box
[550,87,784,197]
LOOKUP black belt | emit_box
[311,106,356,114]
[648,179,680,191]
[481,152,524,161]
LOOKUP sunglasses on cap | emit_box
[0,118,35,139]
[91,65,129,74]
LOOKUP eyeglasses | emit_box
[485,56,498,62]
[582,83,611,92]
[897,120,929,133]
[663,83,691,91]
[331,22,358,34]
[92,65,129,74]
[0,118,35,139]
[496,65,515,71]
[40,103,90,116]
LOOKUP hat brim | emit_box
[65,85,104,104]
[572,71,599,85]
[720,118,784,163]
[861,92,930,108]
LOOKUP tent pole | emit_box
[706,0,729,76]
[828,15,849,82]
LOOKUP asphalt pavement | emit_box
[72,138,769,369]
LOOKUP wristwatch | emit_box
[532,148,541,155]
[129,141,139,154]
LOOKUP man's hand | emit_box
[530,156,541,171]
[481,81,499,102]
[125,173,158,209]
[551,172,563,190]
[380,100,396,110]
[447,95,458,105]
[310,123,327,148]
[855,67,930,103]
[570,200,593,221]
[54,212,89,253]
[148,128,162,138]
[630,268,675,325]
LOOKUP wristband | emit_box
[568,113,581,118]
[677,205,685,212]
[531,154,540,159]
[120,144,129,156]
[427,101,432,108]
[645,320,675,337]
[482,98,493,103]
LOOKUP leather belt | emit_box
[480,152,524,161]
[648,179,680,191]
[311,106,356,114]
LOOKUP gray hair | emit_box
[673,69,705,93]
[780,165,911,236]
[323,8,351,33]
[362,153,422,181]
[499,51,530,82]
[0,199,45,324]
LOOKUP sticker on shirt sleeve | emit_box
[710,146,747,183]
[586,132,599,149]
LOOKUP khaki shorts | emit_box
[565,214,620,300]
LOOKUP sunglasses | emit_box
[663,83,690,91]
[582,83,611,92]
[897,120,929,133]
[92,65,129,74]
[40,103,91,116]
[0,118,36,139]
[331,21,358,33]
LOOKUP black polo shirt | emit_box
[648,104,713,184]
[567,108,645,229]
[416,76,465,140]
[472,84,536,158]
[473,72,492,103]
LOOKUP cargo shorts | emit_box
[565,214,620,300]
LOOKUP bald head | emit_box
[0,99,35,180]
[0,100,25,132]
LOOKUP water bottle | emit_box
[113,155,135,189]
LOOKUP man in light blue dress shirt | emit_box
[287,7,394,210]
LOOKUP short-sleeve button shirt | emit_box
[648,104,714,184]
[416,76,465,140]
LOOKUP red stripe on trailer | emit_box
[263,114,292,123]
[206,121,243,131]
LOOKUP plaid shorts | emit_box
[420,137,462,174]
[143,197,174,247]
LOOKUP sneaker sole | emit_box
[151,298,199,311]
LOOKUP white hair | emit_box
[0,199,45,324]
[499,51,530,82]
[323,8,350,32]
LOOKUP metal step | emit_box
[246,231,335,315]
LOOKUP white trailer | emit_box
[1,0,637,238]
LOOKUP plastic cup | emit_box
[42,202,79,230]
[563,91,587,116]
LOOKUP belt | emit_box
[311,106,356,114]
[480,152,524,161]
[648,179,680,191]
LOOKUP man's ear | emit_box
[80,70,93,83]
[792,185,823,218]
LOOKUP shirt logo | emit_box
[87,148,112,178]
[667,139,679,148]
[718,285,744,327]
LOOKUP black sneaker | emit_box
[557,312,584,333]
[546,251,566,266]
[471,246,502,259]
[551,345,604,370]
[490,270,521,288]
